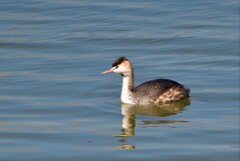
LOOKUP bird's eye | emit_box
[115,65,119,69]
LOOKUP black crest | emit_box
[112,56,128,67]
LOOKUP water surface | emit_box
[0,0,239,161]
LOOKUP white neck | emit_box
[120,73,135,104]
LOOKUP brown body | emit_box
[134,79,190,104]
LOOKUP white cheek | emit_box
[113,66,124,73]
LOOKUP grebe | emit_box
[102,57,190,105]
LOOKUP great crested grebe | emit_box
[102,57,190,105]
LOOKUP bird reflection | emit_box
[115,99,190,150]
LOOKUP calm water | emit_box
[0,0,239,161]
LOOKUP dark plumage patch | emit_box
[134,79,190,103]
[112,56,128,67]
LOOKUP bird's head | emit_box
[102,56,133,76]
